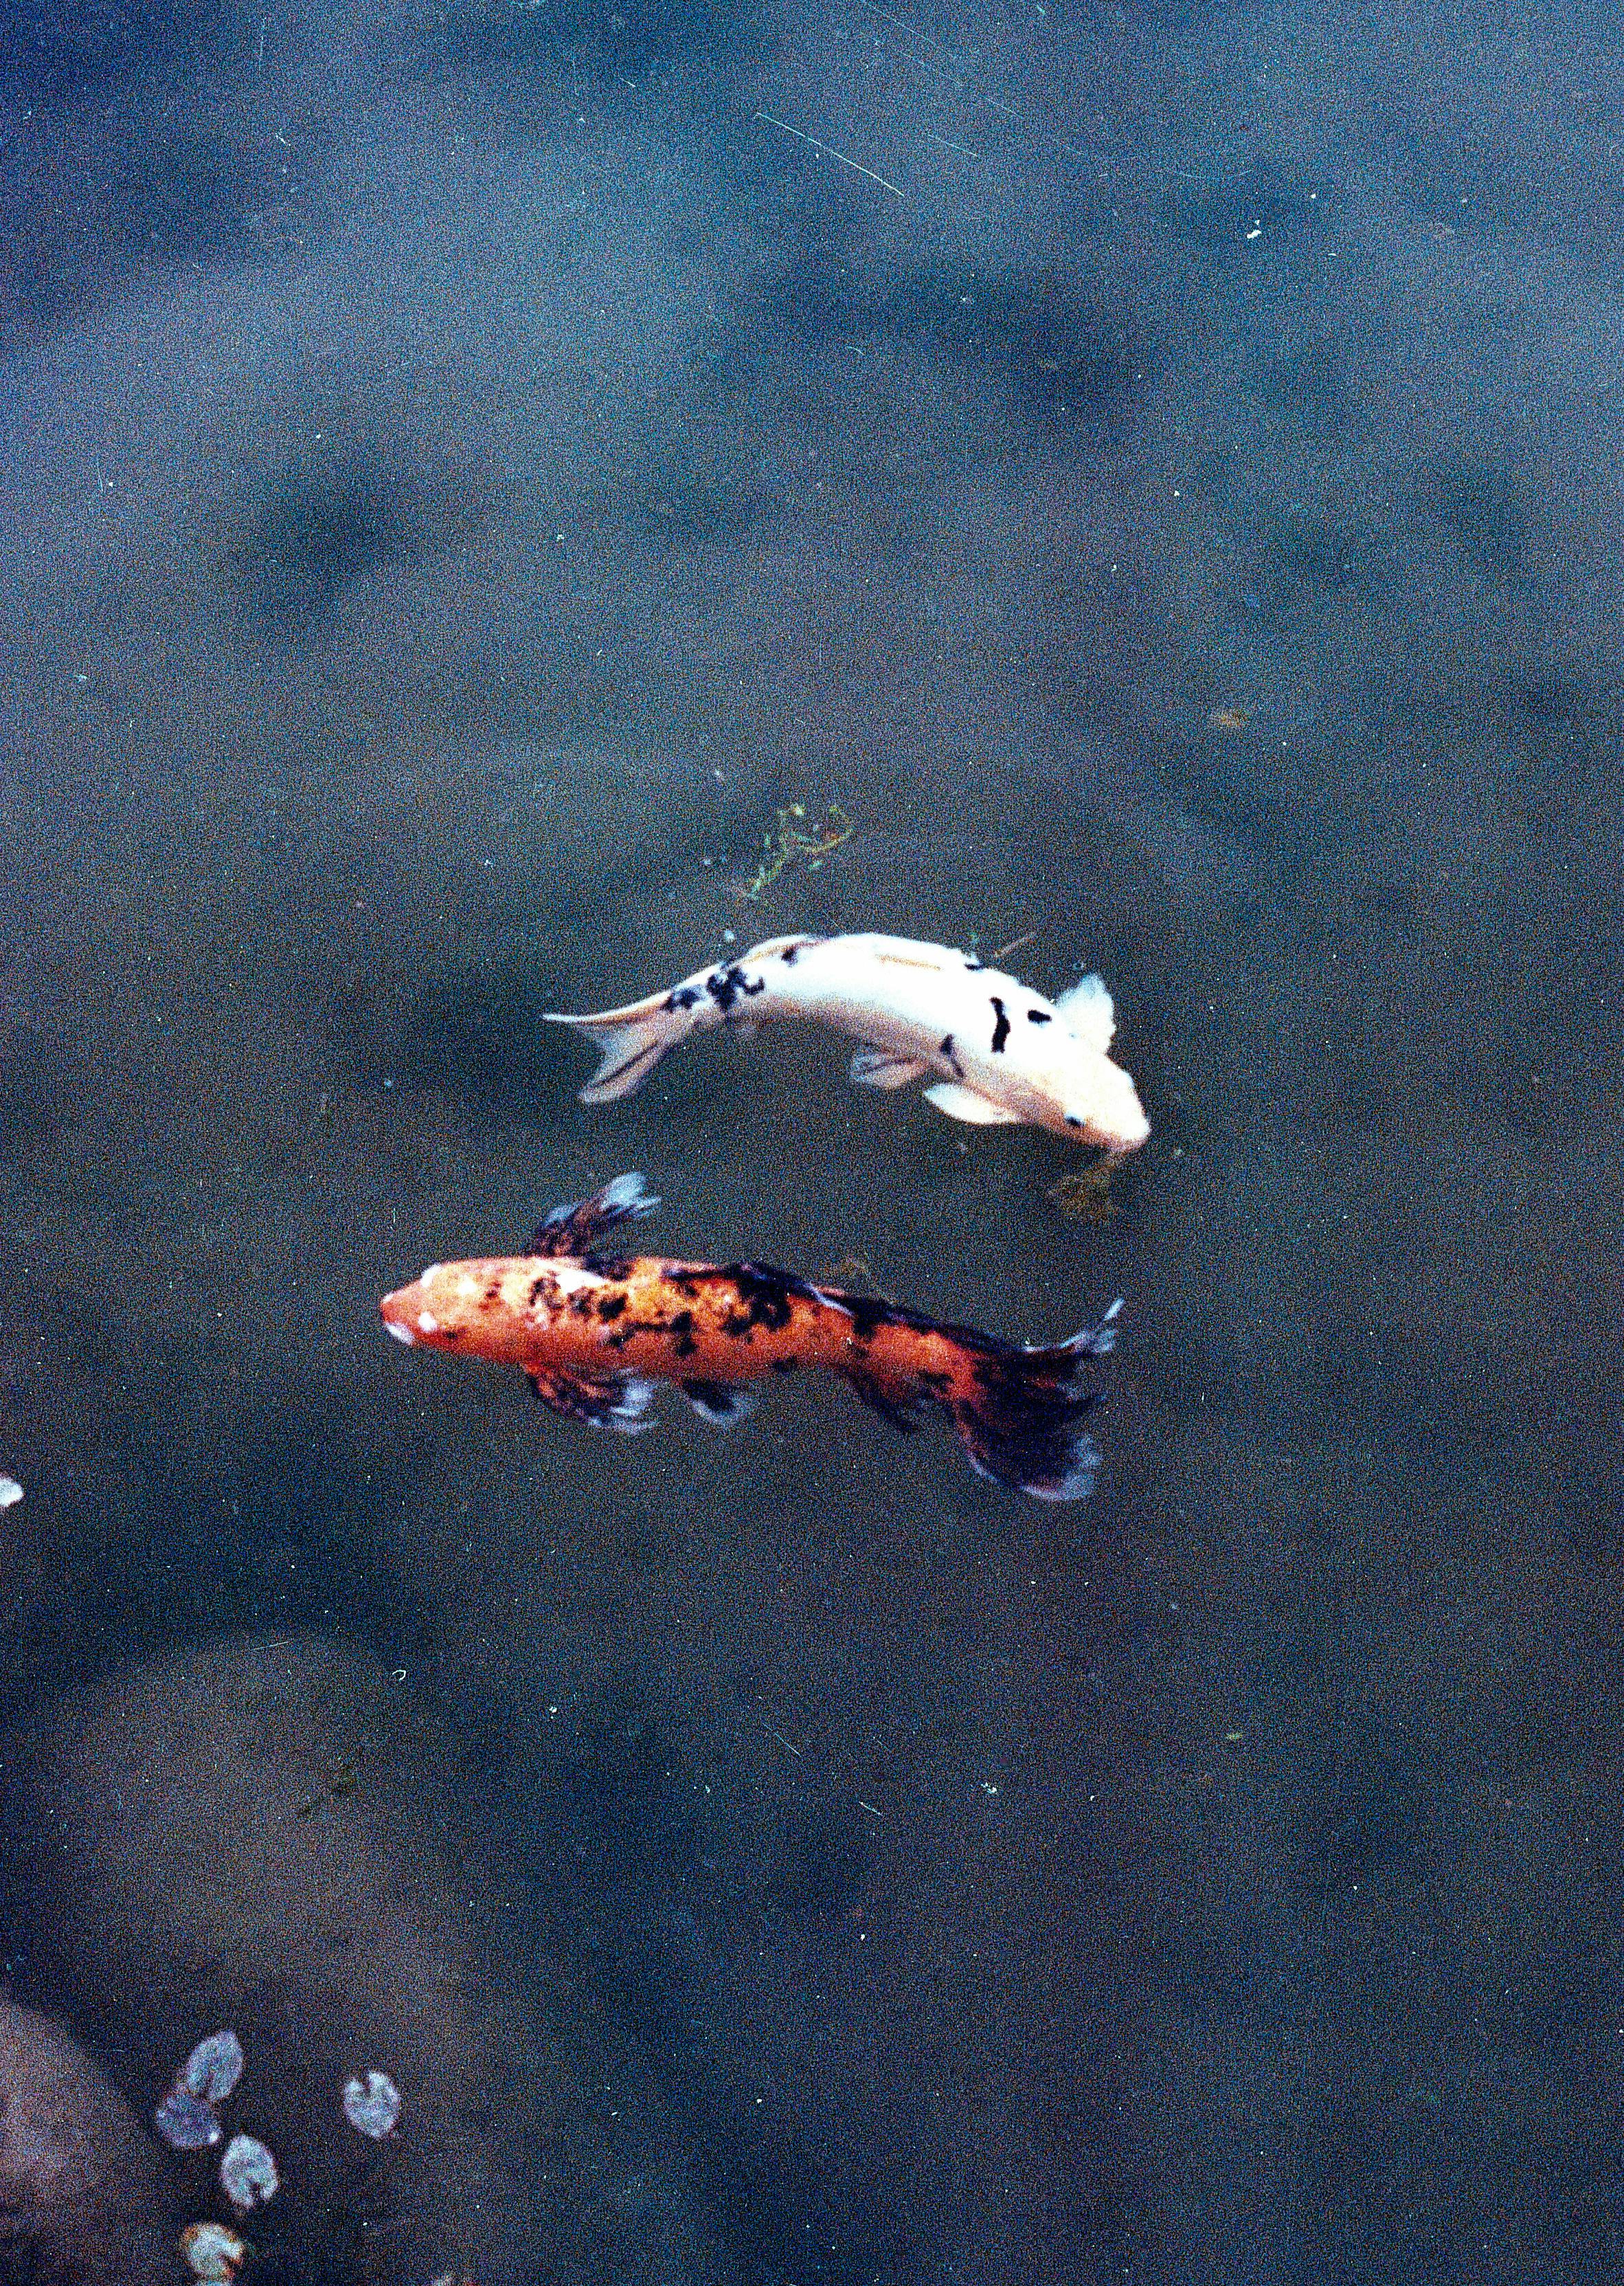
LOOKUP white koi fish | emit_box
[545,931,1151,1154]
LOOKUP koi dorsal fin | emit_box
[530,1172,659,1257]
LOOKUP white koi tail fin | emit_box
[543,986,708,1103]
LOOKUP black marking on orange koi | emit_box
[723,1264,803,1332]
[597,1293,628,1321]
[838,1292,905,1339]
[668,1309,698,1358]
[771,1356,799,1372]
[990,996,1011,1053]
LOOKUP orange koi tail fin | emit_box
[836,1298,1121,1503]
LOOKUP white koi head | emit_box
[996,1031,1150,1152]
[1019,971,1149,1152]
[1055,1048,1151,1153]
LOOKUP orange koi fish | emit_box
[381,1175,1120,1501]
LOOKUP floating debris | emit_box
[180,2221,247,2282]
[813,1254,875,1289]
[156,2087,224,2151]
[295,1756,360,1817]
[734,801,854,901]
[1207,706,1250,730]
[0,1477,21,1508]
[183,2028,245,2103]
[1045,1166,1117,1224]
[221,2131,279,2211]
[343,2067,402,2138]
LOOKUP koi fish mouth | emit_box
[381,1288,438,1345]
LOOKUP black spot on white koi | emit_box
[989,997,1011,1054]
[706,964,768,1014]
[938,1032,963,1077]
[1028,1007,1051,1024]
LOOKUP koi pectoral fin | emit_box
[921,1082,1022,1125]
[849,1047,931,1090]
[529,1369,657,1433]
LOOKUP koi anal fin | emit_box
[530,1172,659,1257]
[839,1354,936,1432]
[681,1379,760,1425]
[530,1367,657,1433]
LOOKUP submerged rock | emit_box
[180,2220,247,2281]
[182,2027,245,2103]
[154,2085,223,2151]
[0,2000,177,2283]
[0,1633,724,2284]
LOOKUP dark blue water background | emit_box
[0,0,1618,2276]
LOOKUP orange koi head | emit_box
[381,1256,586,1367]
